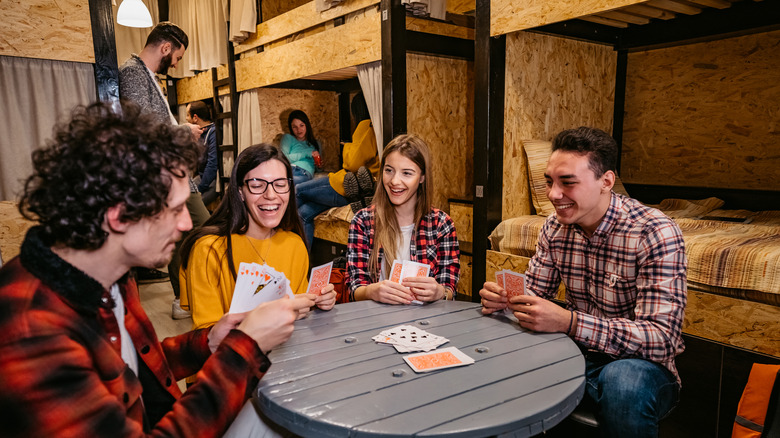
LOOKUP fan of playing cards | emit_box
[372,324,449,352]
[229,262,294,313]
[389,259,431,305]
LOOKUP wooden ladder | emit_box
[211,36,239,195]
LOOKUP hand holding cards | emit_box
[389,260,430,305]
[495,269,534,299]
[229,262,294,314]
[306,261,332,296]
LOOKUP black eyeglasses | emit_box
[244,178,292,195]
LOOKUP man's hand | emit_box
[509,295,574,334]
[479,281,508,314]
[367,280,415,305]
[207,312,245,353]
[183,122,203,139]
[402,276,444,302]
[236,296,314,353]
[314,284,337,310]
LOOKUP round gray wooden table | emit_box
[254,300,585,437]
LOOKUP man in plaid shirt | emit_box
[480,127,686,438]
[0,101,312,437]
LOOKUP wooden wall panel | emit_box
[407,53,475,213]
[262,0,310,21]
[176,65,229,104]
[406,17,475,40]
[0,0,94,62]
[490,0,647,37]
[235,11,381,90]
[503,32,616,219]
[622,30,780,191]
[448,0,476,15]
[255,88,340,172]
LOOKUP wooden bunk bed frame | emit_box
[474,1,780,436]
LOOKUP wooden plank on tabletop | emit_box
[234,0,380,55]
[646,0,702,14]
[235,11,381,91]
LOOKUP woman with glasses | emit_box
[179,144,336,332]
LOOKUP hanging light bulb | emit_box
[117,0,153,28]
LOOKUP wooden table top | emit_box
[254,300,584,437]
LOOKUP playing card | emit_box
[389,260,403,283]
[400,260,430,280]
[504,271,526,299]
[495,270,506,289]
[403,347,475,373]
[306,261,332,296]
[229,263,293,313]
[372,325,448,352]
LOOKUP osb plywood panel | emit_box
[622,31,780,191]
[490,0,647,37]
[407,53,474,213]
[406,17,475,40]
[0,0,93,62]
[684,290,780,358]
[235,11,381,90]
[262,0,310,21]
[236,0,379,54]
[176,65,229,104]
[503,32,616,220]
[448,0,476,15]
[256,88,341,172]
[457,254,472,298]
[449,202,473,243]
[313,218,349,244]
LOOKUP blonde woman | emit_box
[346,134,459,304]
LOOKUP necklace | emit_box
[245,233,272,264]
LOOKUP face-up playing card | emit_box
[229,263,294,313]
[372,325,448,352]
[403,347,475,373]
[306,261,332,296]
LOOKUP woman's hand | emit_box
[402,276,446,302]
[365,281,415,305]
[315,284,337,310]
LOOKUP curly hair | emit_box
[19,100,201,249]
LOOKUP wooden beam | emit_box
[598,10,651,25]
[646,0,702,15]
[381,0,406,145]
[234,0,380,54]
[685,0,732,9]
[621,4,677,19]
[580,15,630,28]
[88,0,119,102]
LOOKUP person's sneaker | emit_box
[171,298,191,320]
[136,267,169,284]
[356,166,374,198]
[343,171,360,202]
[349,199,365,214]
[364,196,373,207]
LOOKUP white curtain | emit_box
[229,0,257,43]
[401,0,446,19]
[356,61,384,155]
[168,0,228,78]
[113,0,159,68]
[0,56,96,201]
[237,89,263,154]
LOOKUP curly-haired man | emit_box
[0,101,313,437]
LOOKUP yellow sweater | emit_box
[329,119,380,196]
[179,231,309,330]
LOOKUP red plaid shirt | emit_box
[0,227,271,437]
[528,193,687,383]
[346,206,460,301]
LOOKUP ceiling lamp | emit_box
[117,0,153,28]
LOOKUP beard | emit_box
[156,52,173,75]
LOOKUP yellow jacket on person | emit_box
[329,119,380,196]
[179,231,309,330]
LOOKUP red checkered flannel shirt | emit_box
[527,193,687,383]
[347,206,460,301]
[0,227,271,437]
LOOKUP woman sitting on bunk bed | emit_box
[179,144,337,333]
[296,92,380,248]
[346,134,460,304]
[280,109,321,186]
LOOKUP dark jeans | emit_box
[584,353,679,438]
[292,166,313,186]
[295,176,347,248]
[168,192,210,298]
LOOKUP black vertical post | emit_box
[381,0,407,146]
[613,49,628,174]
[472,0,505,302]
[88,0,120,103]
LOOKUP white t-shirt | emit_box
[110,284,139,375]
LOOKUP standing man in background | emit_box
[119,21,210,319]
[186,101,218,208]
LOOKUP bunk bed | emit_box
[476,0,780,435]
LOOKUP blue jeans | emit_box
[292,166,313,186]
[585,356,679,438]
[296,176,347,247]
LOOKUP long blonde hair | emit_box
[369,134,433,279]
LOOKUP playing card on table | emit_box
[372,325,448,352]
[306,261,332,296]
[403,347,474,373]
